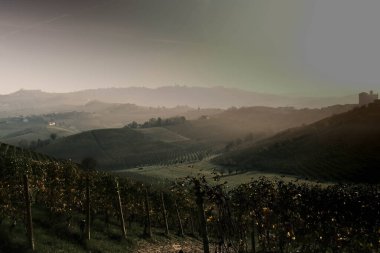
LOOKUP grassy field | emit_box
[115,158,328,188]
[1,125,77,146]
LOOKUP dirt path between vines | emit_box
[134,237,205,253]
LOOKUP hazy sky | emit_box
[0,0,379,96]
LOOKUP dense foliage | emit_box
[127,116,186,129]
[0,142,379,253]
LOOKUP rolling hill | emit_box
[37,127,209,169]
[0,112,105,148]
[213,102,380,183]
[36,104,356,170]
[164,104,356,148]
[0,103,221,148]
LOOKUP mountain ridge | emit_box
[0,86,357,117]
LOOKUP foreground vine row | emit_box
[0,143,379,253]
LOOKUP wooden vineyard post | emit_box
[85,175,91,241]
[144,188,152,237]
[174,200,184,237]
[23,175,35,251]
[116,179,127,239]
[161,192,169,235]
[251,216,256,253]
[194,180,210,253]
[81,157,97,241]
[190,214,196,236]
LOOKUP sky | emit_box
[0,0,379,96]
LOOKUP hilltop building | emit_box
[359,90,378,106]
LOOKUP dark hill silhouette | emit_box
[213,103,380,183]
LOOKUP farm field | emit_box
[116,158,328,188]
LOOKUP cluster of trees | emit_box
[224,133,254,151]
[127,116,186,129]
[18,133,58,150]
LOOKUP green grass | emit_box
[116,158,329,188]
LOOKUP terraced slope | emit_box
[37,127,209,169]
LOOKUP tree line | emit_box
[127,116,186,129]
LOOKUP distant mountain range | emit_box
[213,103,380,183]
[0,86,357,116]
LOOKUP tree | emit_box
[128,121,139,129]
[50,133,57,141]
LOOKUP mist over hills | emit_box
[0,86,357,117]
[36,104,356,170]
[68,86,357,108]
[1,85,368,178]
[0,103,221,147]
[214,103,380,183]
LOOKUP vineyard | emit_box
[0,141,379,253]
[214,104,380,184]
[36,127,215,170]
[156,150,214,166]
[117,147,213,168]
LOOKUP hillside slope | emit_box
[38,127,207,169]
[37,104,357,170]
[165,104,355,148]
[213,103,380,183]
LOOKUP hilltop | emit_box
[37,126,208,169]
[213,103,380,183]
